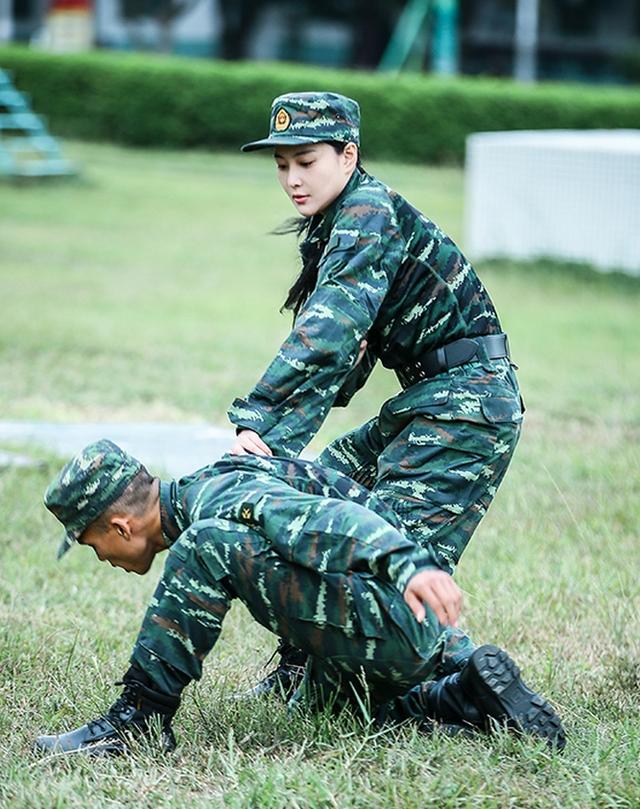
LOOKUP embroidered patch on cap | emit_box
[274,108,291,132]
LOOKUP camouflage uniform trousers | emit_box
[130,516,473,715]
[319,357,524,575]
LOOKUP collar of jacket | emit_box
[303,167,366,247]
[159,479,182,546]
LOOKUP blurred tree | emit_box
[617,41,640,82]
[311,0,401,67]
[120,0,201,51]
[218,0,263,59]
[217,0,403,67]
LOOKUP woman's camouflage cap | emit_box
[241,91,360,152]
[44,439,143,559]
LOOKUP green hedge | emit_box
[2,46,640,163]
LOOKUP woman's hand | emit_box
[230,430,273,457]
[404,569,463,627]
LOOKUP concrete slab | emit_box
[0,421,236,478]
[0,448,44,470]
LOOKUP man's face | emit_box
[274,142,355,217]
[79,520,155,575]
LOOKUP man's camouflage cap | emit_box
[44,439,143,560]
[241,91,360,152]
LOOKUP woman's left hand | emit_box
[230,429,273,457]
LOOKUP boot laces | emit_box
[263,639,298,670]
[86,681,140,734]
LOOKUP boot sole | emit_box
[33,729,176,757]
[466,645,566,751]
[33,737,128,756]
[420,720,482,740]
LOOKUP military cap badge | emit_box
[274,108,291,132]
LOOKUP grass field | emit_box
[1,141,639,808]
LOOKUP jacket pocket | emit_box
[322,229,359,261]
[349,574,391,639]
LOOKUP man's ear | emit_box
[110,516,132,542]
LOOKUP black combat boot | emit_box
[421,671,485,730]
[375,678,482,739]
[460,644,566,750]
[245,639,307,700]
[34,666,180,756]
[424,645,566,750]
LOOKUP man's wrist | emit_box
[389,551,439,594]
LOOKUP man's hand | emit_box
[355,338,368,367]
[404,569,462,627]
[230,430,273,457]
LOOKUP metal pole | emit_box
[514,0,539,82]
[432,0,458,75]
[379,0,431,73]
[0,0,13,43]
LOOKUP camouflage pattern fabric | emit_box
[318,358,522,574]
[160,457,439,590]
[241,91,360,152]
[131,460,475,708]
[227,165,523,571]
[158,453,434,554]
[227,166,512,458]
[44,439,143,559]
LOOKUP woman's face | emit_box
[274,142,357,217]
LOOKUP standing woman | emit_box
[229,91,523,578]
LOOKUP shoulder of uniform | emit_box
[340,173,391,206]
[334,175,399,233]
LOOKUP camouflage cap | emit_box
[241,91,360,152]
[44,439,143,560]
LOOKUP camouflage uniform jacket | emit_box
[159,454,439,595]
[228,168,505,458]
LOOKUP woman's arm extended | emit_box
[228,197,404,457]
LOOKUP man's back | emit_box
[159,454,404,548]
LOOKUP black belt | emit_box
[397,333,511,389]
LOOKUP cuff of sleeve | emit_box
[228,399,279,435]
[387,549,439,594]
[333,352,376,408]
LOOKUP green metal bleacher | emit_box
[0,68,75,179]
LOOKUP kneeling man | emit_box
[35,441,565,754]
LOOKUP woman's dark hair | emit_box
[279,141,362,318]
